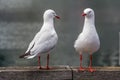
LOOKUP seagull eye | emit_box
[52,13,56,16]
[88,11,91,14]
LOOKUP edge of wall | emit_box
[0,66,120,80]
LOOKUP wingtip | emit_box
[19,55,25,58]
[19,52,30,59]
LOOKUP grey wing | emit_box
[30,32,58,56]
[25,32,40,53]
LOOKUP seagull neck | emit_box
[84,16,95,25]
[82,16,96,32]
[42,18,55,31]
[43,18,54,25]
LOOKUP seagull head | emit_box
[43,9,60,20]
[82,8,94,18]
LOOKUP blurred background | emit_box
[0,0,119,67]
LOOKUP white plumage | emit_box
[19,9,60,69]
[74,8,100,72]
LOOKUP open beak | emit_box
[55,16,60,19]
[82,13,87,16]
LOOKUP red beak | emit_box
[55,16,60,19]
[82,13,87,16]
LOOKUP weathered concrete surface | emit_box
[72,67,120,80]
[0,66,72,80]
[0,66,120,80]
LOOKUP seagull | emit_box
[74,8,100,72]
[19,9,60,69]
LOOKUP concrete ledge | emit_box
[0,66,72,80]
[0,66,120,80]
[72,67,120,80]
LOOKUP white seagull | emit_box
[74,8,100,72]
[19,9,60,69]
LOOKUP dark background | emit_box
[0,0,119,67]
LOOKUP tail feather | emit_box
[19,52,30,58]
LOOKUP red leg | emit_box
[46,54,50,69]
[88,54,95,72]
[38,56,42,69]
[78,54,85,71]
